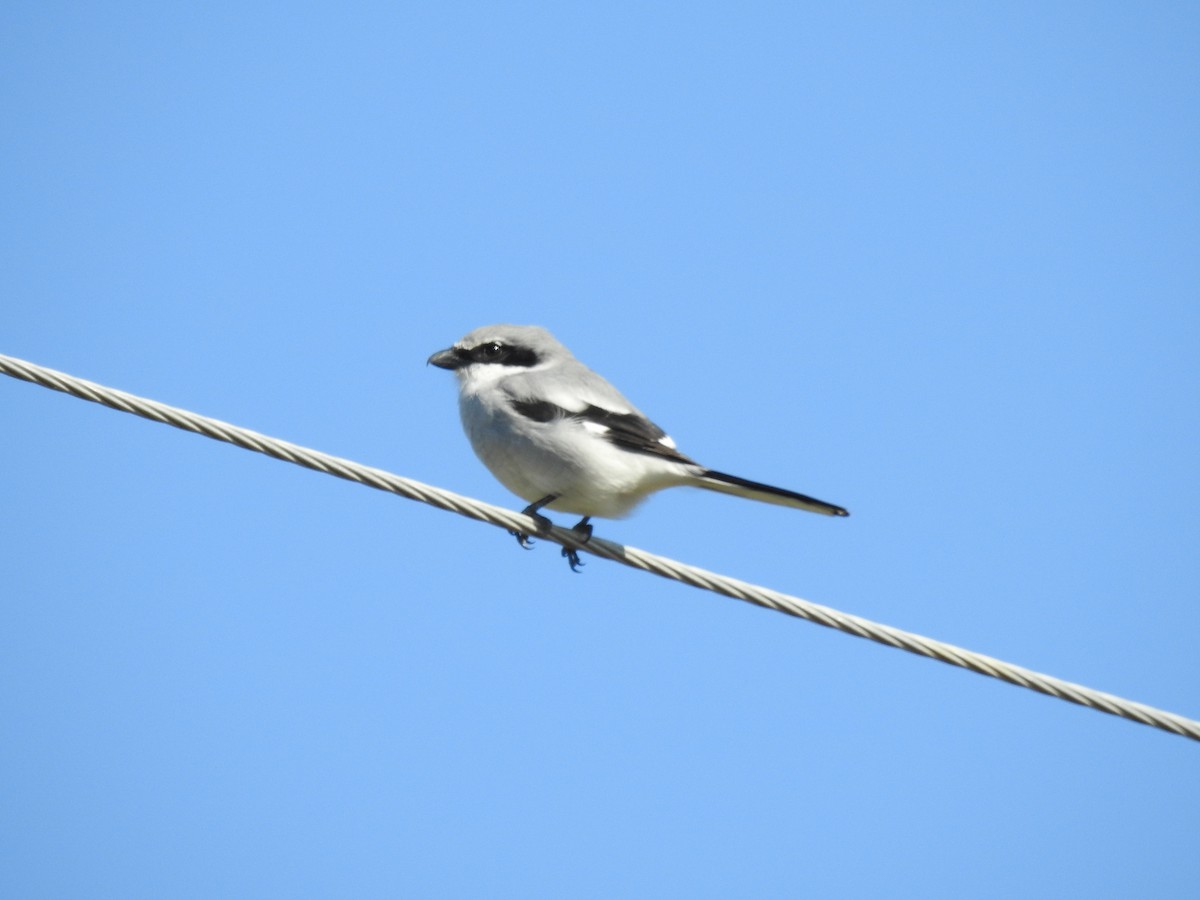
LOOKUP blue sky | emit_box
[2,2,1198,897]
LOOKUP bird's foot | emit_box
[509,498,556,550]
[561,517,593,572]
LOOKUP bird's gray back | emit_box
[501,355,642,417]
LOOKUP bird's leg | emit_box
[510,494,557,549]
[562,516,593,572]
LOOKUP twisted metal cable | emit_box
[3,351,1197,743]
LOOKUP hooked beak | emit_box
[427,347,463,370]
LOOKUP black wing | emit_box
[510,399,696,465]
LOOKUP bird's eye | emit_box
[481,342,503,358]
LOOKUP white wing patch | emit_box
[581,420,610,436]
[658,434,677,449]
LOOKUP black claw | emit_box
[562,546,585,572]
[561,516,593,572]
[509,530,536,549]
[509,495,558,555]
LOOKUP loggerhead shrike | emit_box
[428,324,848,570]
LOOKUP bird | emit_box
[428,324,848,570]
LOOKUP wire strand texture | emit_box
[3,351,1197,744]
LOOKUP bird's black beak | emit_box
[427,347,463,370]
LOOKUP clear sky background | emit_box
[2,3,1197,897]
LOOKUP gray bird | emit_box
[429,324,848,569]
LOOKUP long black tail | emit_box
[697,469,849,517]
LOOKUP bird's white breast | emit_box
[454,376,689,518]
